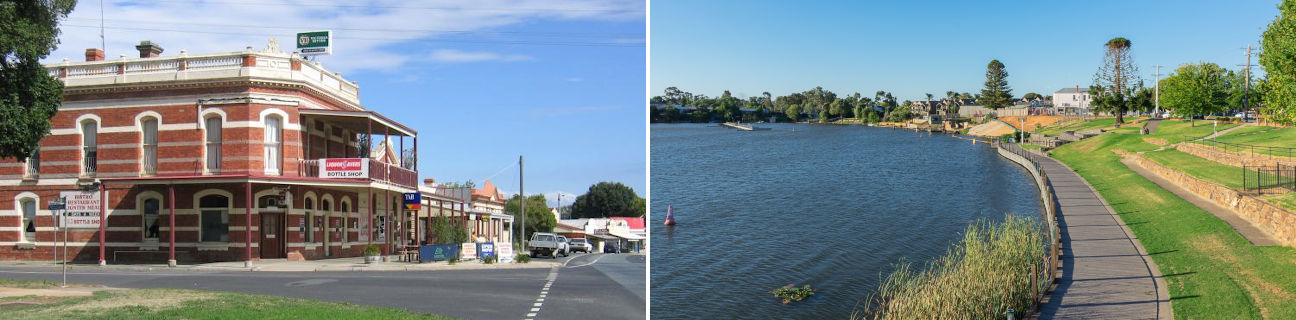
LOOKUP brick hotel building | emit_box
[0,41,438,265]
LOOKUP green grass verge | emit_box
[1262,193,1296,212]
[0,278,69,289]
[0,286,455,320]
[1143,149,1253,189]
[1050,120,1296,319]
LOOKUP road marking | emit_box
[565,254,608,268]
[523,267,560,320]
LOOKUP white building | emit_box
[1053,86,1091,113]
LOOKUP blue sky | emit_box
[44,0,646,206]
[651,0,1278,102]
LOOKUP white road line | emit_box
[523,267,561,320]
[565,254,609,268]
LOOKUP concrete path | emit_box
[1121,157,1281,246]
[1143,118,1162,134]
[1036,156,1171,320]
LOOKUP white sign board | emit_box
[497,242,513,263]
[460,243,477,260]
[319,158,369,178]
[59,190,103,229]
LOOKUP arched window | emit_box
[20,198,36,242]
[141,117,158,175]
[304,198,315,243]
[205,116,222,172]
[264,116,282,175]
[82,120,98,174]
[142,198,161,240]
[199,194,229,242]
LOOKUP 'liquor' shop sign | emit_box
[320,158,369,178]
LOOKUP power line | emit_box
[59,24,643,47]
[65,18,642,37]
[136,0,642,14]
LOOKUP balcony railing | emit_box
[297,159,416,188]
[82,151,97,175]
[23,158,38,179]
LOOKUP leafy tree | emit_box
[1022,92,1043,100]
[1160,62,1230,126]
[428,216,468,244]
[977,59,1013,110]
[867,111,880,123]
[1093,37,1142,124]
[440,180,476,189]
[829,99,849,118]
[506,194,556,241]
[1261,0,1296,124]
[785,104,802,122]
[570,182,642,218]
[0,0,75,160]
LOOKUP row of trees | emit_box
[651,85,1047,124]
[504,181,643,241]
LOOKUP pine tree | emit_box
[977,60,1013,110]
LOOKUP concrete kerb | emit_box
[0,258,559,273]
[1047,156,1173,320]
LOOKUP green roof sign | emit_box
[296,31,332,56]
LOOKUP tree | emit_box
[977,59,1013,110]
[785,104,802,122]
[1261,0,1296,124]
[0,0,76,160]
[570,182,642,218]
[1093,37,1142,124]
[440,180,476,189]
[506,194,556,241]
[1022,92,1043,100]
[1160,62,1230,126]
[829,99,848,119]
[428,216,468,244]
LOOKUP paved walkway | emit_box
[1036,156,1171,320]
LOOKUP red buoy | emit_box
[664,205,677,226]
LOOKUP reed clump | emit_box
[854,214,1044,319]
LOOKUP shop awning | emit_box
[610,231,645,240]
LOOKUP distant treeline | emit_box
[649,87,1046,124]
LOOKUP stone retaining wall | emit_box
[1176,143,1296,168]
[1130,154,1296,247]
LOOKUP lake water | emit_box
[650,123,1043,319]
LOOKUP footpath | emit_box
[1034,156,1171,319]
[0,256,560,272]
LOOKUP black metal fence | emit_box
[1243,164,1296,195]
[1191,137,1296,161]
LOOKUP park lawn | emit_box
[1051,123,1296,319]
[1214,126,1296,146]
[1143,149,1249,189]
[1153,120,1238,143]
[1262,193,1296,212]
[1036,117,1146,136]
[0,284,454,320]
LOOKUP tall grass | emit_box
[854,214,1045,319]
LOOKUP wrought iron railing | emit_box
[1243,164,1296,195]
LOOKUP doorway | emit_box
[260,212,284,259]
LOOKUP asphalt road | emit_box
[0,253,645,320]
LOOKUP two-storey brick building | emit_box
[0,41,428,266]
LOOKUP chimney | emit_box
[135,41,163,58]
[423,178,436,187]
[85,48,104,62]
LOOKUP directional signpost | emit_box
[47,197,67,287]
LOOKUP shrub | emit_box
[854,214,1044,319]
[448,258,458,265]
[516,253,531,263]
[363,245,381,256]
[483,256,497,264]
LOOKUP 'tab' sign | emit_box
[296,30,332,56]
[319,158,368,178]
[403,192,421,210]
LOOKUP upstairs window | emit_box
[141,118,158,175]
[82,120,98,174]
[205,117,222,172]
[264,116,282,174]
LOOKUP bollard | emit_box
[1006,308,1015,320]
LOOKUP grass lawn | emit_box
[1142,149,1272,190]
[1050,120,1296,319]
[1262,193,1296,212]
[1200,125,1296,158]
[0,279,454,320]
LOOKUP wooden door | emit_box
[261,213,284,259]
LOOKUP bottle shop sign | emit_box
[320,158,369,178]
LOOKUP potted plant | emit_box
[363,245,382,264]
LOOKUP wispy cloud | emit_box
[46,0,643,72]
[429,49,533,63]
[565,77,584,82]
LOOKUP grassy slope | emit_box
[1207,126,1296,158]
[0,284,453,320]
[1143,149,1247,189]
[1050,120,1296,319]
[1036,117,1148,136]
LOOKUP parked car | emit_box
[555,235,570,257]
[567,238,592,253]
[528,233,564,258]
[603,241,620,254]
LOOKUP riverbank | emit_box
[1050,120,1296,319]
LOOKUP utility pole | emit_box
[1239,45,1256,118]
[1153,64,1162,117]
[513,156,518,251]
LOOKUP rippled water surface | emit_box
[650,123,1042,319]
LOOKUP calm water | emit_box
[650,123,1042,319]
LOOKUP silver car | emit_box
[567,238,592,253]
